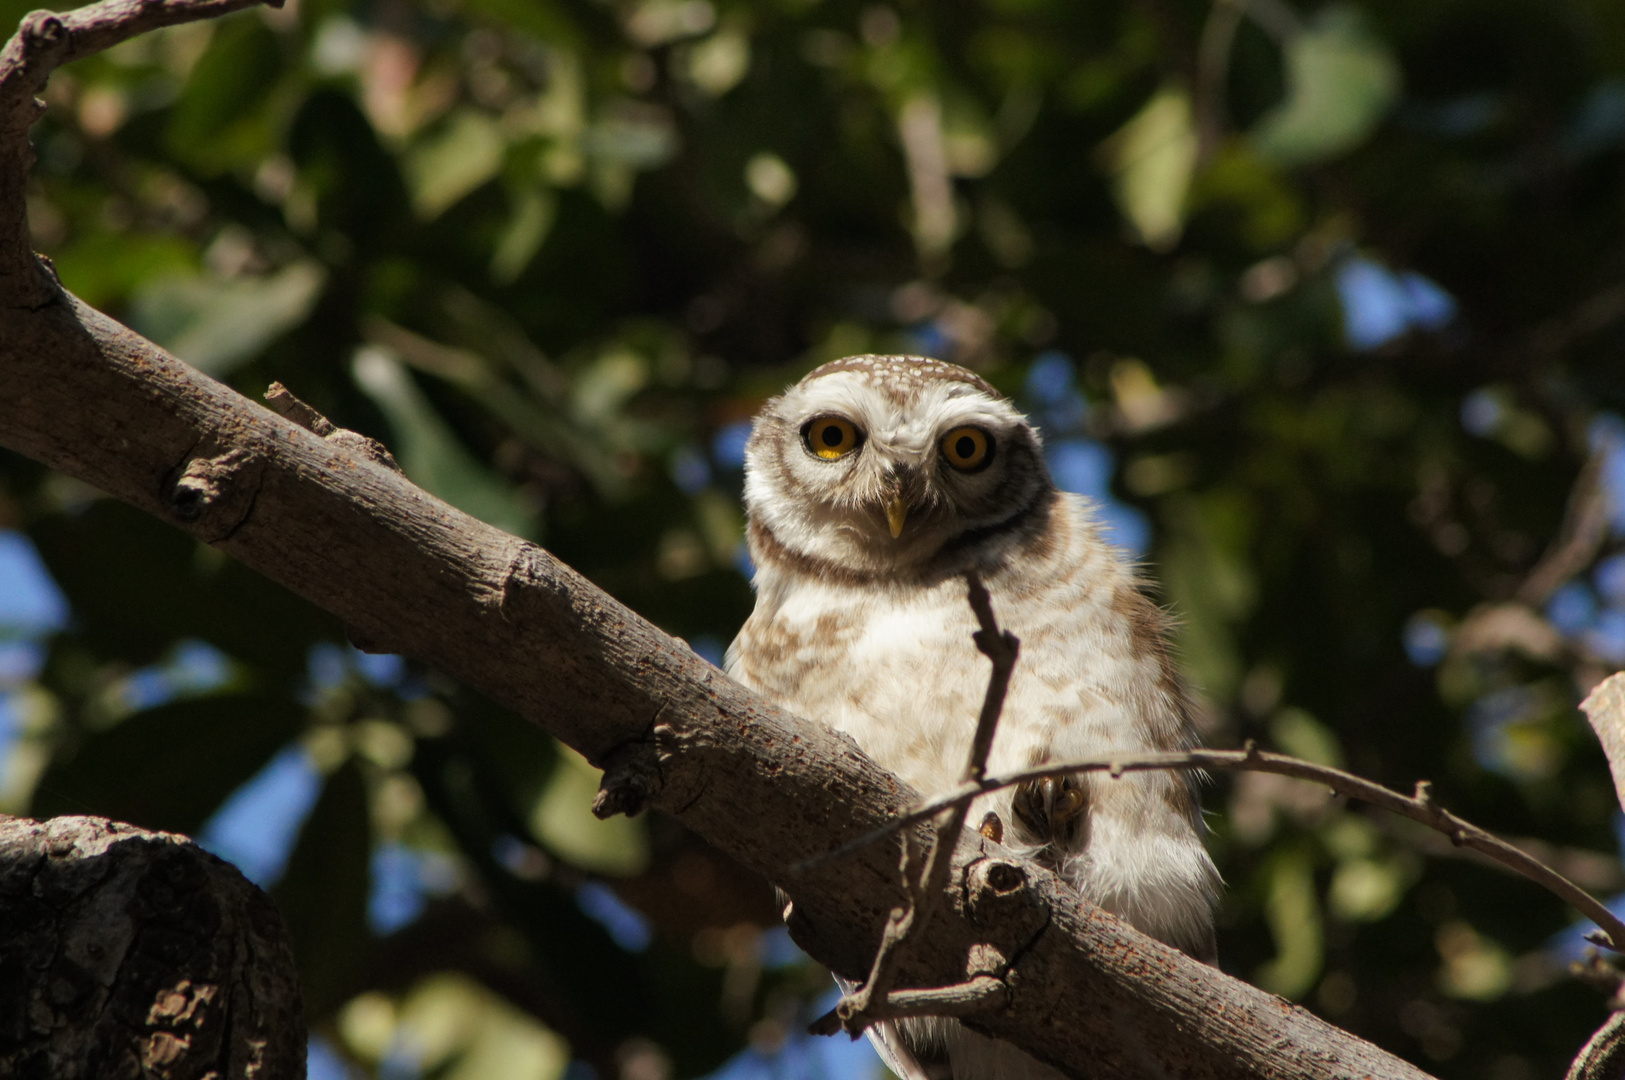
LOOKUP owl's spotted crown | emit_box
[800,354,1000,400]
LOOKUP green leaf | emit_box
[166,15,285,171]
[1250,5,1401,168]
[29,501,338,678]
[1158,492,1257,701]
[351,346,538,538]
[128,261,326,376]
[1255,846,1323,999]
[491,187,558,284]
[390,973,570,1080]
[30,695,304,834]
[1099,84,1197,250]
[1269,707,1343,768]
[529,743,648,876]
[48,231,198,311]
[273,757,372,1019]
[1328,856,1407,922]
[405,110,508,220]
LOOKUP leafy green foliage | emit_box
[3,0,1625,1077]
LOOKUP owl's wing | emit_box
[832,976,936,1080]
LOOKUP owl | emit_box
[725,355,1221,1080]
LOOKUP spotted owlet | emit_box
[724,355,1221,1080]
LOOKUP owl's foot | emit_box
[1011,775,1089,849]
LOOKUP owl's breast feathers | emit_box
[728,491,1220,962]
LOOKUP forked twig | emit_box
[809,572,1020,1038]
[2,0,280,304]
[796,742,1625,953]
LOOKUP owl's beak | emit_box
[886,496,909,539]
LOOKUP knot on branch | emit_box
[264,381,401,473]
[592,738,665,820]
[167,448,262,541]
[965,857,1047,945]
[22,11,69,51]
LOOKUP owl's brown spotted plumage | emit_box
[726,355,1220,1080]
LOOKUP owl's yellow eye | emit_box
[940,426,994,471]
[804,416,863,460]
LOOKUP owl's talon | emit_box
[978,811,1004,843]
[1012,776,1089,849]
[1055,784,1086,820]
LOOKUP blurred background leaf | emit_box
[4,0,1625,1078]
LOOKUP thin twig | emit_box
[1,0,278,305]
[1194,0,1246,160]
[1,0,276,127]
[822,572,1020,1037]
[963,572,1020,785]
[810,976,1010,1035]
[1516,448,1609,607]
[264,382,337,436]
[796,742,1625,953]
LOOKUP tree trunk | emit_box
[0,815,305,1080]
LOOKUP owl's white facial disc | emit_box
[743,355,1055,578]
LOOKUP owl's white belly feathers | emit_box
[729,495,1219,966]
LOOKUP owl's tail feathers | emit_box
[871,1020,937,1080]
[832,976,939,1080]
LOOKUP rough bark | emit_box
[0,2,1437,1077]
[1568,1011,1625,1080]
[0,815,305,1079]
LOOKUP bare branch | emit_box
[1194,0,1246,160]
[963,571,1020,785]
[0,292,1448,1079]
[800,742,1625,953]
[1,0,277,302]
[1517,449,1610,607]
[1,0,277,102]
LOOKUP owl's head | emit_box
[742,355,1054,577]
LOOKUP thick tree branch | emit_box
[0,815,304,1079]
[1568,1011,1625,1080]
[0,2,1440,1077]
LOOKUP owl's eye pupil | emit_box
[804,417,861,460]
[940,426,993,470]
